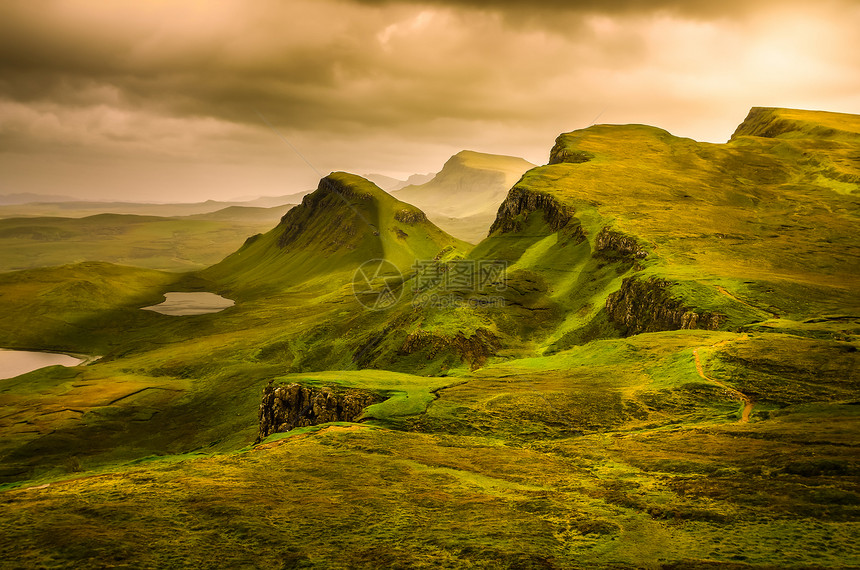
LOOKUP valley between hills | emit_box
[0,107,858,569]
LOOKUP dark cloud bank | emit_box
[0,0,857,201]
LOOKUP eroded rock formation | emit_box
[257,383,384,442]
[595,227,648,259]
[489,187,573,235]
[399,328,499,369]
[277,176,370,249]
[394,209,427,224]
[548,146,595,165]
[606,276,725,335]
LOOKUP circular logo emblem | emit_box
[352,259,403,310]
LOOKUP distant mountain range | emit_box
[363,172,434,192]
[0,192,80,205]
[393,150,536,243]
[0,150,536,271]
[2,155,530,247]
[0,191,309,219]
[0,204,296,273]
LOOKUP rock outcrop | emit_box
[489,187,573,235]
[399,328,499,369]
[394,209,427,224]
[548,146,595,165]
[595,227,648,259]
[275,173,435,250]
[277,177,367,250]
[257,382,384,441]
[605,276,725,335]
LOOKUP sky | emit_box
[1,0,858,203]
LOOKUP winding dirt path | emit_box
[693,347,754,423]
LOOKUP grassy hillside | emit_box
[181,205,295,223]
[0,207,293,273]
[0,108,858,568]
[487,108,859,352]
[203,172,470,298]
[395,150,536,243]
[731,106,860,141]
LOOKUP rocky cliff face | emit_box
[257,382,384,442]
[595,227,648,260]
[548,145,595,165]
[489,187,573,235]
[399,328,499,370]
[605,276,725,335]
[275,174,434,250]
[394,209,427,224]
[277,177,370,250]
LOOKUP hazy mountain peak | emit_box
[364,172,434,192]
[393,150,537,243]
[444,149,536,172]
[362,173,402,191]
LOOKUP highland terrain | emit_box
[0,107,858,569]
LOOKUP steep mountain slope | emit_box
[0,172,475,487]
[203,171,469,297]
[467,107,859,353]
[394,150,536,243]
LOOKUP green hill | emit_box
[181,204,295,223]
[462,109,858,352]
[203,171,470,297]
[0,108,858,568]
[731,106,860,141]
[394,150,536,243]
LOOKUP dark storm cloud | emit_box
[0,0,857,201]
[0,0,589,139]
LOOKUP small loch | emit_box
[141,292,235,316]
[0,350,85,380]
